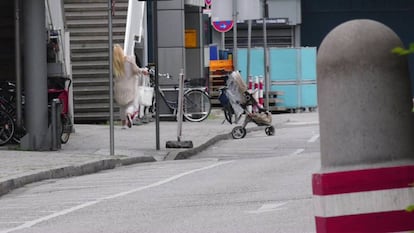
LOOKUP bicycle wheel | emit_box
[12,126,26,144]
[60,114,72,144]
[183,89,211,122]
[0,110,14,146]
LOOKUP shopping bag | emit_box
[137,86,154,106]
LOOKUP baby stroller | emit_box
[219,71,275,139]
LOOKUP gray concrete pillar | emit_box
[157,0,185,80]
[313,19,414,232]
[21,0,50,150]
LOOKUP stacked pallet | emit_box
[265,91,286,113]
[209,60,233,107]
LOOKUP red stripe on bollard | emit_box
[313,165,414,195]
[259,78,264,107]
[248,76,253,93]
[315,210,414,233]
[313,165,414,233]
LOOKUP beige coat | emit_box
[114,56,141,106]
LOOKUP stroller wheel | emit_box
[232,126,246,139]
[265,126,275,136]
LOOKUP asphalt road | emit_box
[0,122,320,233]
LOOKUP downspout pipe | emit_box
[14,0,22,130]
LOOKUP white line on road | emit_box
[285,121,319,126]
[246,202,289,214]
[0,161,234,233]
[290,149,305,156]
[308,134,320,143]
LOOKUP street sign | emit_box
[212,20,234,32]
[205,0,212,6]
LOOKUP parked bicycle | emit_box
[0,81,25,145]
[0,78,73,146]
[148,69,211,122]
[0,109,14,146]
[47,77,73,144]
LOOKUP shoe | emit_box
[126,114,132,128]
[133,117,143,125]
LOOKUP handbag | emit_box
[137,86,154,106]
[137,74,154,106]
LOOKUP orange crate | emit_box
[209,60,233,71]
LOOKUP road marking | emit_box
[0,222,25,224]
[308,134,320,143]
[290,149,305,156]
[0,161,234,233]
[286,121,319,126]
[246,202,288,214]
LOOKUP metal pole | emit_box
[221,32,225,50]
[176,69,184,142]
[263,18,270,110]
[153,0,160,150]
[246,19,251,79]
[14,0,22,129]
[108,0,115,155]
[51,99,59,150]
[232,0,237,70]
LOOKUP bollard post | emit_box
[176,69,184,142]
[248,76,253,93]
[254,76,259,101]
[51,98,62,151]
[258,76,264,108]
[165,69,193,149]
[314,19,414,232]
[253,76,259,112]
[247,76,253,113]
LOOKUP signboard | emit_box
[212,20,234,33]
[210,0,262,21]
[205,0,212,6]
[185,29,197,48]
[211,0,232,21]
[237,0,262,20]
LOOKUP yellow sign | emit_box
[185,29,197,48]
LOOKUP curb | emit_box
[0,122,288,197]
[169,125,269,160]
[0,156,155,197]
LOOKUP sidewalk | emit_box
[0,110,319,196]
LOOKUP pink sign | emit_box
[205,0,212,6]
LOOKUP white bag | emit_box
[137,86,154,106]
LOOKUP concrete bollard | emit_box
[314,19,414,232]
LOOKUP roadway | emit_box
[0,117,320,233]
